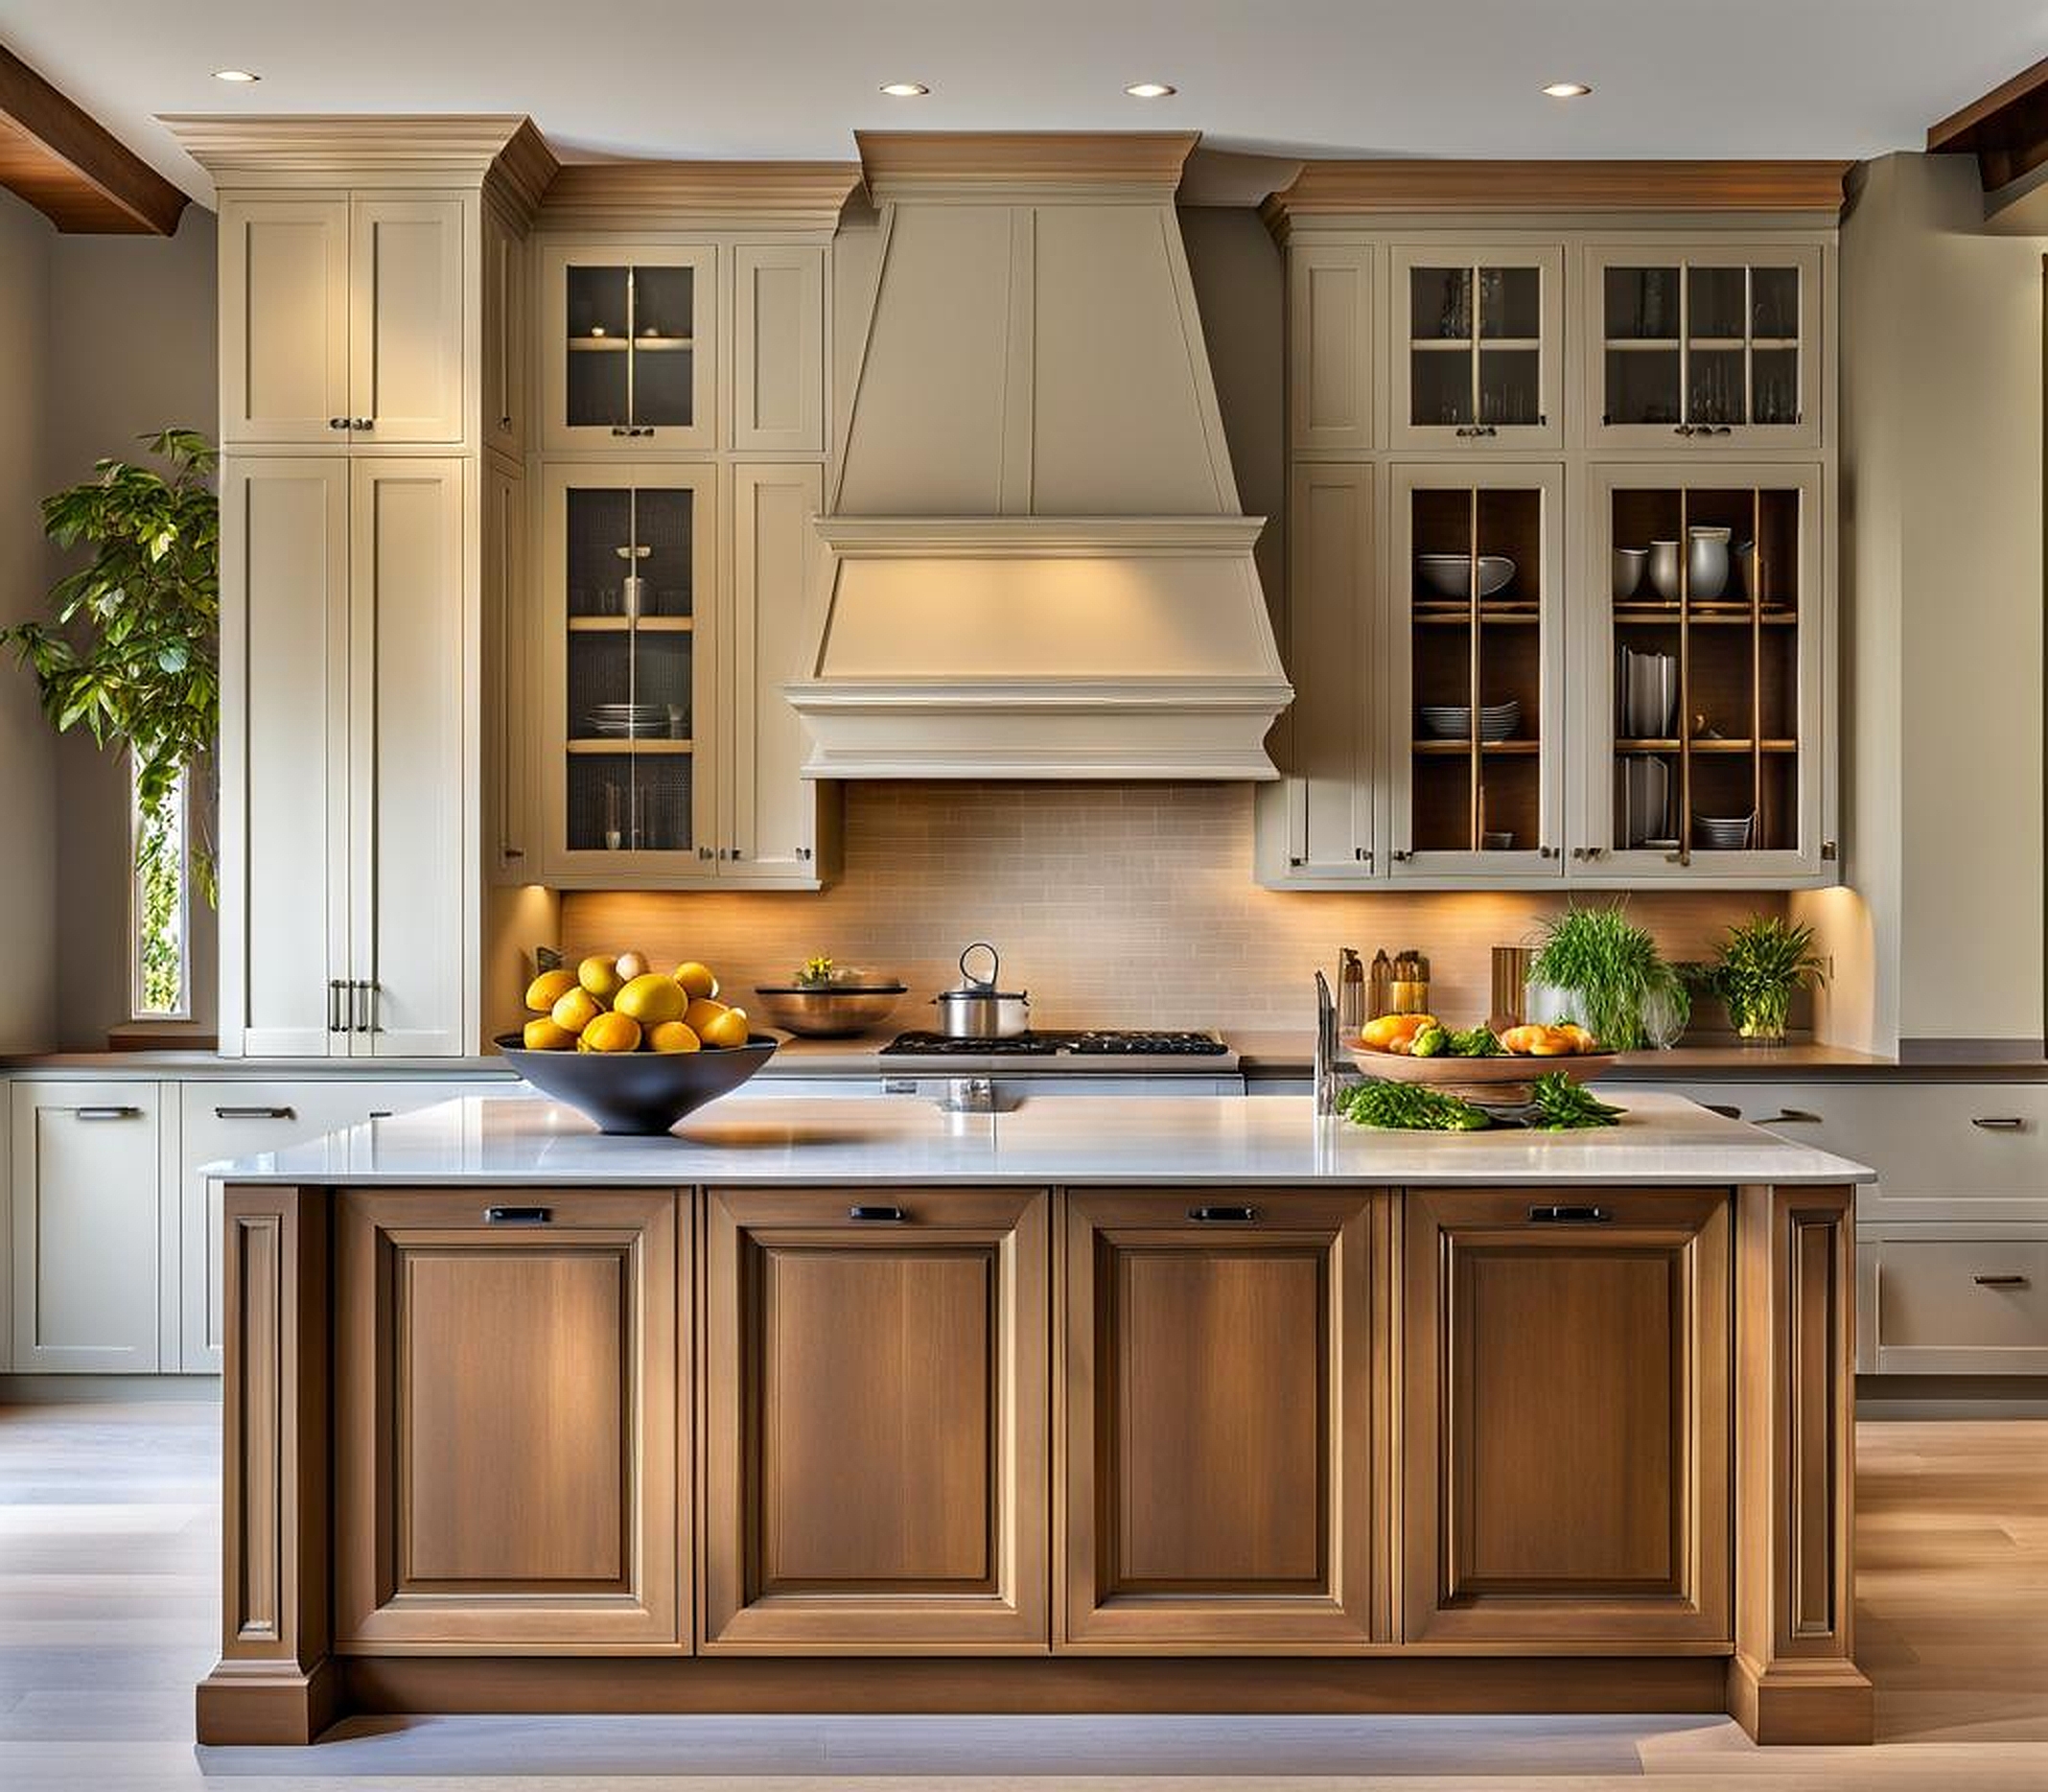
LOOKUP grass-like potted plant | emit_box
[1700,915,1827,1044]
[1526,902,1688,1053]
[0,428,220,905]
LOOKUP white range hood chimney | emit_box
[787,131,1292,780]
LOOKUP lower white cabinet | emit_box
[9,1084,170,1374]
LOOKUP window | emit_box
[131,764,190,1020]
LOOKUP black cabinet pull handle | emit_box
[1529,1204,1611,1224]
[76,1105,142,1121]
[1703,1103,1741,1120]
[1971,1116,2027,1131]
[1761,1108,1822,1126]
[328,416,350,431]
[486,1205,551,1225]
[1974,1273,2030,1288]
[328,979,345,1034]
[214,1105,295,1121]
[1189,1205,1258,1223]
[849,1204,906,1222]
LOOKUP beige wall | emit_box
[41,208,219,1047]
[0,191,57,1053]
[1821,152,2045,1054]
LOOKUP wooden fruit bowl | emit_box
[1348,1045,1617,1105]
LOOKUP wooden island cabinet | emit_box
[198,1094,1873,1748]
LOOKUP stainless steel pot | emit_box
[933,942,1031,1037]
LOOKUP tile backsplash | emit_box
[563,782,1785,1031]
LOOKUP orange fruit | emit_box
[577,955,625,1000]
[698,1005,750,1050]
[522,1016,577,1051]
[551,987,603,1035]
[581,1011,642,1054]
[673,961,718,1001]
[684,996,728,1035]
[646,1020,701,1054]
[524,968,577,1012]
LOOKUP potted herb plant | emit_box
[1,428,220,906]
[1701,915,1827,1044]
[1526,902,1687,1053]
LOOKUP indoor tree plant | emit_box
[1699,914,1827,1044]
[0,430,220,1001]
[1526,901,1687,1052]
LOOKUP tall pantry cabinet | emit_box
[170,118,557,1056]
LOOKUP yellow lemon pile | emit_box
[521,956,750,1054]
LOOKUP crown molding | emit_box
[1262,159,1854,235]
[856,131,1199,202]
[537,160,861,232]
[159,113,546,194]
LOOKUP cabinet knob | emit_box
[697,845,714,861]
[498,414,513,431]
[1390,849,1414,863]
[796,846,812,861]
[1674,424,1695,436]
[328,416,350,431]
[611,424,632,437]
[351,417,374,431]
[1539,844,1559,859]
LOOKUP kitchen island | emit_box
[198,1092,1873,1748]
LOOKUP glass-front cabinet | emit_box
[1587,245,1822,451]
[1389,247,1563,450]
[1581,465,1826,878]
[1387,465,1565,877]
[541,246,714,452]
[537,465,717,882]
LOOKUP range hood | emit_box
[787,131,1292,780]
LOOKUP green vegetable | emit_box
[1527,902,1687,1053]
[1409,1022,1448,1058]
[1338,1080,1491,1131]
[1694,915,1827,1042]
[1527,1072,1626,1130]
[1446,1025,1504,1058]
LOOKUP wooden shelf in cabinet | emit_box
[1615,606,1798,626]
[1413,607,1541,625]
[568,336,695,352]
[1412,738,1542,756]
[1614,737,1797,754]
[567,616,694,633]
[1605,337,1681,350]
[565,737,693,755]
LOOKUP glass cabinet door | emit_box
[539,466,717,883]
[1387,465,1565,877]
[543,246,715,452]
[1590,246,1822,450]
[1584,466,1825,878]
[1389,247,1562,450]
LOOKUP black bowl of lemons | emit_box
[496,953,778,1134]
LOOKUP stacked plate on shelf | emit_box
[586,702,673,739]
[1693,812,1756,850]
[1420,699,1521,741]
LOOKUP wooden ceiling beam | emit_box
[1927,55,2048,193]
[0,41,187,234]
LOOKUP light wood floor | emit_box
[0,1402,2042,1791]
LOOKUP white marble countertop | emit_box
[203,1091,1873,1189]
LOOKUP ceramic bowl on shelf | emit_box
[495,1034,779,1134]
[1416,553,1515,601]
[1613,546,1649,599]
[1349,1044,1618,1105]
[751,983,909,1037]
[1692,812,1756,850]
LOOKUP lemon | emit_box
[647,1019,701,1054]
[551,987,604,1036]
[683,996,728,1036]
[582,1011,642,1054]
[578,955,625,1000]
[524,967,577,1012]
[698,1005,750,1050]
[522,1016,577,1051]
[616,972,687,1026]
[673,961,718,1001]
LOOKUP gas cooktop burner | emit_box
[881,1029,1229,1058]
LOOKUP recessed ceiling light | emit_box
[1542,81,1592,99]
[212,68,262,83]
[1125,81,1177,99]
[879,81,929,98]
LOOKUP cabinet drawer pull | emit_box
[610,424,632,436]
[1703,1103,1742,1120]
[1971,1116,2027,1131]
[848,1204,907,1222]
[353,980,377,1034]
[1973,1273,2031,1288]
[1188,1204,1258,1223]
[328,416,350,431]
[214,1105,295,1121]
[328,979,345,1034]
[75,1105,142,1121]
[352,417,375,431]
[485,1205,552,1225]
[1761,1108,1823,1126]
[1528,1204,1611,1224]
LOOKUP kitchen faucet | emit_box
[1314,969,1349,1115]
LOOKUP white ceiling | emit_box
[2,0,2042,206]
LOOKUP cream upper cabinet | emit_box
[220,194,468,449]
[732,244,826,454]
[540,244,716,453]
[1386,463,1567,878]
[1288,242,1375,454]
[1585,244,1824,452]
[1388,246,1564,451]
[481,199,526,458]
[220,198,351,445]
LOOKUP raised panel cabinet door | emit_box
[333,1187,685,1650]
[726,463,826,880]
[1402,1186,1732,1644]
[1062,1189,1389,1649]
[348,196,467,445]
[348,458,471,1057]
[701,1187,1049,1650]
[732,244,826,454]
[10,1083,163,1373]
[219,457,351,1057]
[1288,242,1375,454]
[219,198,351,446]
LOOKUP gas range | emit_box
[881,1029,1231,1060]
[875,1029,1241,1109]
